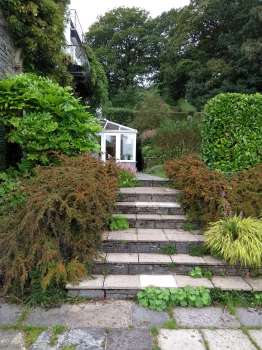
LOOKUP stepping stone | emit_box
[171,254,205,264]
[0,331,25,350]
[202,329,257,350]
[173,307,240,328]
[211,276,252,291]
[106,329,153,350]
[236,308,262,327]
[248,330,262,349]
[244,278,262,291]
[104,275,140,289]
[139,253,172,263]
[140,275,177,288]
[158,329,206,350]
[131,304,169,328]
[0,303,22,325]
[106,253,139,263]
[174,275,213,288]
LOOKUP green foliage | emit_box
[137,287,211,311]
[0,0,72,85]
[205,216,262,268]
[109,216,129,231]
[85,7,156,97]
[0,155,119,297]
[0,74,101,167]
[50,325,67,346]
[188,244,210,257]
[160,245,177,255]
[0,171,26,214]
[118,168,137,188]
[202,93,262,172]
[189,267,213,279]
[162,319,177,329]
[23,326,47,348]
[160,0,262,108]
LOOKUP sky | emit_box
[70,0,190,32]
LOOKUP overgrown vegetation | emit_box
[205,216,262,268]
[165,155,262,226]
[0,155,118,298]
[189,267,213,279]
[118,167,137,188]
[109,216,129,231]
[202,93,262,172]
[0,74,101,169]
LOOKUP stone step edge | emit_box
[103,232,204,243]
[113,214,187,221]
[116,202,181,208]
[66,274,262,292]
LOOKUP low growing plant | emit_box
[188,244,210,257]
[160,244,177,255]
[109,216,129,231]
[205,216,262,268]
[189,267,213,279]
[118,168,137,188]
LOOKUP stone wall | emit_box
[0,10,22,169]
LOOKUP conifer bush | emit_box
[0,155,118,296]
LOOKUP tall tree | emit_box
[85,7,157,98]
[159,0,262,108]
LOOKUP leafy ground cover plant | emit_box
[0,73,101,169]
[109,216,129,231]
[137,286,211,311]
[205,216,262,268]
[0,154,118,298]
[202,93,262,172]
[189,267,213,279]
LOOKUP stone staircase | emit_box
[66,174,261,299]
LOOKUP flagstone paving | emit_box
[0,302,261,349]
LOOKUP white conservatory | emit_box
[99,119,137,170]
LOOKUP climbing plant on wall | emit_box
[0,0,72,85]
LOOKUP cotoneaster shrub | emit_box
[0,74,101,168]
[165,155,262,226]
[202,93,262,172]
[0,155,118,297]
[205,216,262,268]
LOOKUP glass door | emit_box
[105,134,116,160]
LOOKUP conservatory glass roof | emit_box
[99,119,137,133]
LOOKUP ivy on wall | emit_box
[0,0,72,86]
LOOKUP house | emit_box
[99,119,137,171]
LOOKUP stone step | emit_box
[136,173,170,187]
[66,274,262,299]
[115,201,184,215]
[118,187,180,202]
[92,253,250,276]
[102,229,204,253]
[113,213,187,229]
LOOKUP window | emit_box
[121,134,134,161]
[105,135,116,160]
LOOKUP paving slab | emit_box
[158,329,206,350]
[140,275,177,288]
[26,301,133,328]
[164,232,204,242]
[0,330,25,350]
[137,230,167,241]
[173,307,240,328]
[248,330,262,349]
[171,254,205,264]
[131,304,169,328]
[202,329,257,350]
[66,275,104,289]
[203,256,227,265]
[136,173,167,181]
[174,275,213,288]
[106,253,139,263]
[245,278,262,291]
[107,230,138,241]
[139,253,172,263]
[212,276,252,291]
[236,307,262,327]
[104,275,140,289]
[0,303,22,325]
[106,329,152,350]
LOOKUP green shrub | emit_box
[118,168,137,187]
[0,74,101,168]
[137,287,211,311]
[0,155,118,297]
[109,216,129,231]
[205,216,262,268]
[202,93,262,172]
